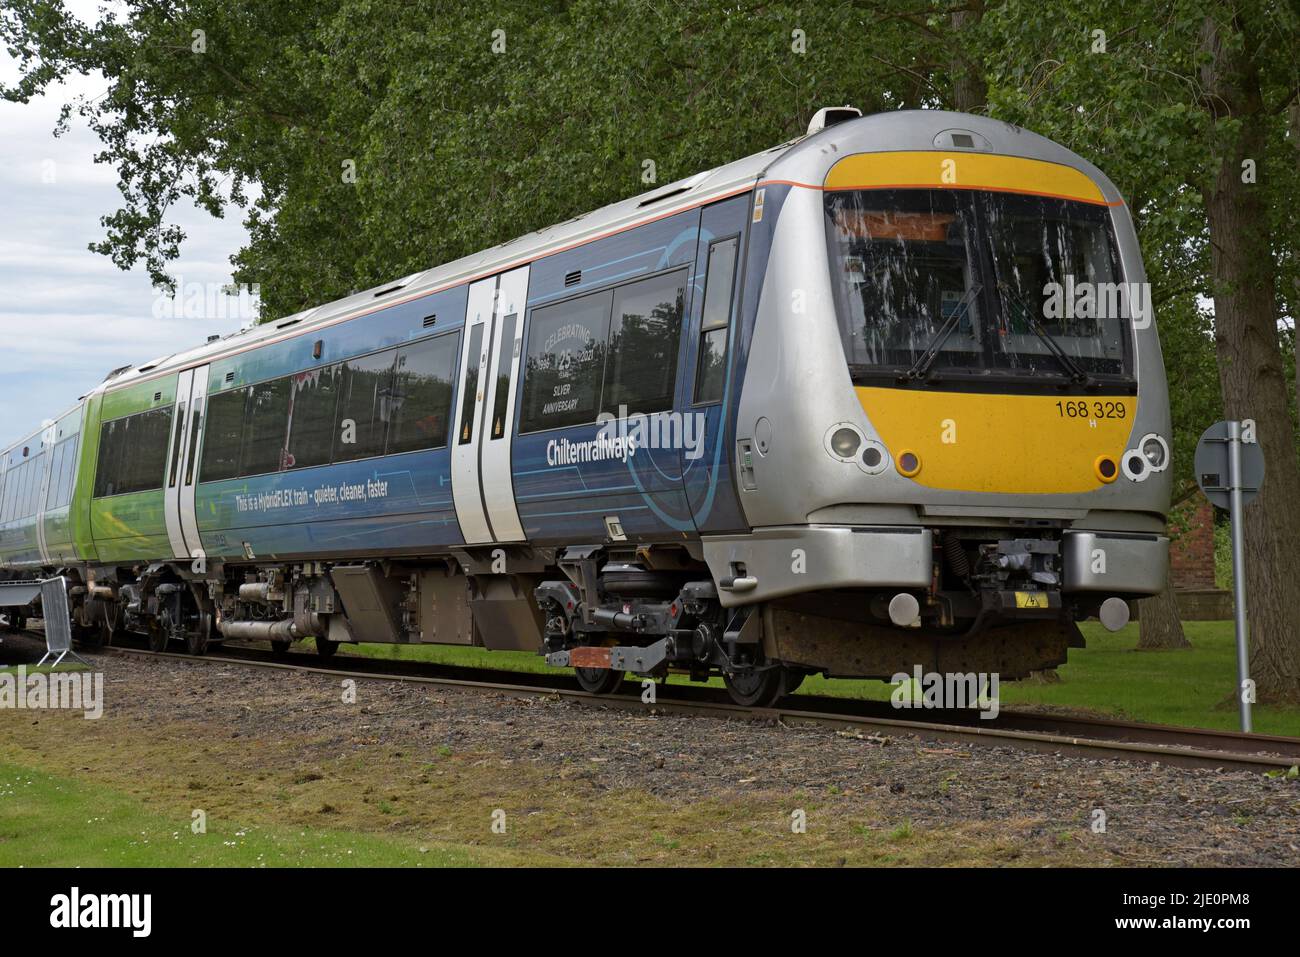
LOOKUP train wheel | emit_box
[723,666,789,708]
[783,668,808,695]
[270,639,291,658]
[147,613,170,652]
[315,637,339,659]
[185,612,211,657]
[78,623,104,649]
[574,667,625,695]
[99,603,123,648]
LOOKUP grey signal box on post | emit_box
[1195,420,1263,732]
[1194,420,1264,509]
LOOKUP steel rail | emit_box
[84,639,1300,775]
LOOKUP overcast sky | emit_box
[0,1,251,442]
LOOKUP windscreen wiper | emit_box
[900,284,982,383]
[996,281,1098,389]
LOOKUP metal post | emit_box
[1226,420,1252,732]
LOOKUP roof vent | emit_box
[806,105,862,136]
[638,185,692,208]
[207,334,221,342]
[636,171,710,208]
[373,283,407,298]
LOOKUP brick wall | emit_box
[1169,495,1217,591]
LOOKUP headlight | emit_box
[1140,433,1169,471]
[830,427,861,458]
[857,439,888,475]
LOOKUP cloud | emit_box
[0,15,252,443]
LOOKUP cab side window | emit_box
[694,237,739,404]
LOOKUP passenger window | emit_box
[286,365,341,470]
[695,237,738,404]
[458,324,485,445]
[45,439,76,510]
[118,408,172,495]
[519,289,612,433]
[489,315,517,440]
[20,456,38,515]
[33,454,49,513]
[389,333,459,454]
[94,419,124,498]
[604,270,686,417]
[44,444,63,509]
[334,350,397,462]
[238,378,292,476]
[8,463,22,521]
[200,387,250,483]
[61,436,80,505]
[93,408,170,497]
[10,461,29,519]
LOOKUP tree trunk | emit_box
[949,7,988,112]
[1138,571,1191,649]
[1199,13,1300,701]
[1289,99,1300,420]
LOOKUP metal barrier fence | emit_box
[0,576,88,667]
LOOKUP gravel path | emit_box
[3,631,1297,866]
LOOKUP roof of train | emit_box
[2,109,1119,460]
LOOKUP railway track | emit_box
[68,633,1300,775]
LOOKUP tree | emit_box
[968,0,1299,692]
[1196,4,1300,697]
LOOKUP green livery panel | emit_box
[79,375,177,565]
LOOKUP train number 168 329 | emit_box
[1056,400,1127,419]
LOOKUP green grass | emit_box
[0,663,89,675]
[319,621,1300,737]
[0,762,481,867]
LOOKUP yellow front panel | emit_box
[856,387,1136,494]
[824,152,1109,206]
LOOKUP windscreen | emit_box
[825,188,1132,383]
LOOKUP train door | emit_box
[451,268,528,545]
[163,365,209,564]
[480,266,527,542]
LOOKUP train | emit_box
[0,108,1171,707]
